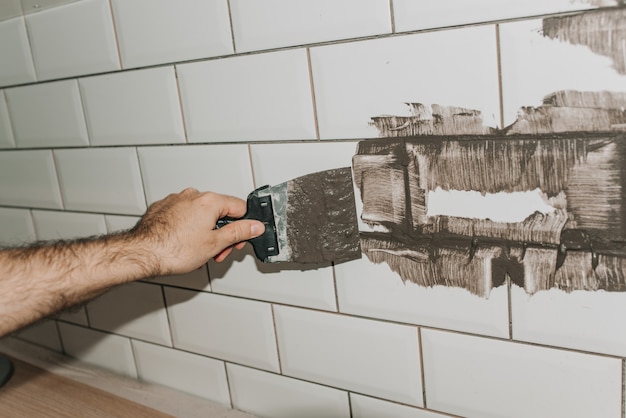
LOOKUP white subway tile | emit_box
[421,329,622,418]
[137,144,254,204]
[0,1,21,21]
[0,207,35,246]
[0,150,63,209]
[0,17,36,87]
[230,0,391,53]
[5,80,88,148]
[132,340,230,405]
[111,0,233,69]
[227,363,350,418]
[16,320,63,352]
[22,0,83,15]
[150,265,211,292]
[249,141,357,186]
[310,26,500,138]
[335,256,510,338]
[393,0,609,33]
[177,49,316,142]
[58,322,137,378]
[499,19,626,127]
[79,67,185,146]
[0,91,15,149]
[165,288,279,372]
[105,214,139,233]
[87,282,171,346]
[54,147,147,215]
[350,394,446,418]
[274,306,423,406]
[511,286,626,356]
[31,210,107,240]
[26,0,120,80]
[209,246,336,311]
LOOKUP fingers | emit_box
[199,192,248,219]
[212,219,265,251]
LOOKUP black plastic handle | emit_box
[216,186,279,262]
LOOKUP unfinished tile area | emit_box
[2,4,626,418]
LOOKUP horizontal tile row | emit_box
[0,0,613,87]
[3,10,626,147]
[16,303,623,418]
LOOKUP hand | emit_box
[131,188,265,275]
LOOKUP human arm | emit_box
[0,188,265,337]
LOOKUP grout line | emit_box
[75,78,93,147]
[1,90,18,148]
[107,0,124,70]
[54,319,66,354]
[331,263,341,312]
[389,0,396,33]
[20,14,39,82]
[306,48,321,140]
[133,146,150,210]
[160,285,176,347]
[226,0,238,54]
[270,304,283,374]
[49,149,66,210]
[507,274,513,340]
[495,23,505,130]
[224,362,235,409]
[417,327,427,408]
[247,143,258,189]
[172,66,189,143]
[347,392,354,417]
[129,338,141,380]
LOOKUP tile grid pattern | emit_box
[1,1,624,417]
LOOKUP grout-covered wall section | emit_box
[1,1,625,417]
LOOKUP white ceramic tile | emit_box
[54,147,147,215]
[227,363,350,418]
[421,329,622,418]
[209,246,336,311]
[105,214,139,233]
[26,0,120,80]
[0,207,35,245]
[6,80,88,148]
[393,0,610,33]
[16,320,63,352]
[177,49,316,142]
[58,322,137,378]
[310,25,500,139]
[0,150,63,209]
[249,141,357,186]
[150,265,211,292]
[351,394,446,418]
[111,0,233,69]
[499,19,626,127]
[0,0,22,21]
[0,17,36,87]
[0,91,15,148]
[230,0,391,53]
[87,282,171,346]
[137,144,254,204]
[165,288,279,372]
[335,256,510,338]
[274,306,423,406]
[511,286,626,357]
[31,209,107,240]
[132,340,230,405]
[79,67,185,146]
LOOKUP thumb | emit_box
[214,219,265,249]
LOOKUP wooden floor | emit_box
[0,356,172,417]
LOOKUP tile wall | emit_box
[1,1,625,417]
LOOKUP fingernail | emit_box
[251,222,265,237]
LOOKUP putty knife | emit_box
[217,167,361,264]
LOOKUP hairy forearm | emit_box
[0,232,157,337]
